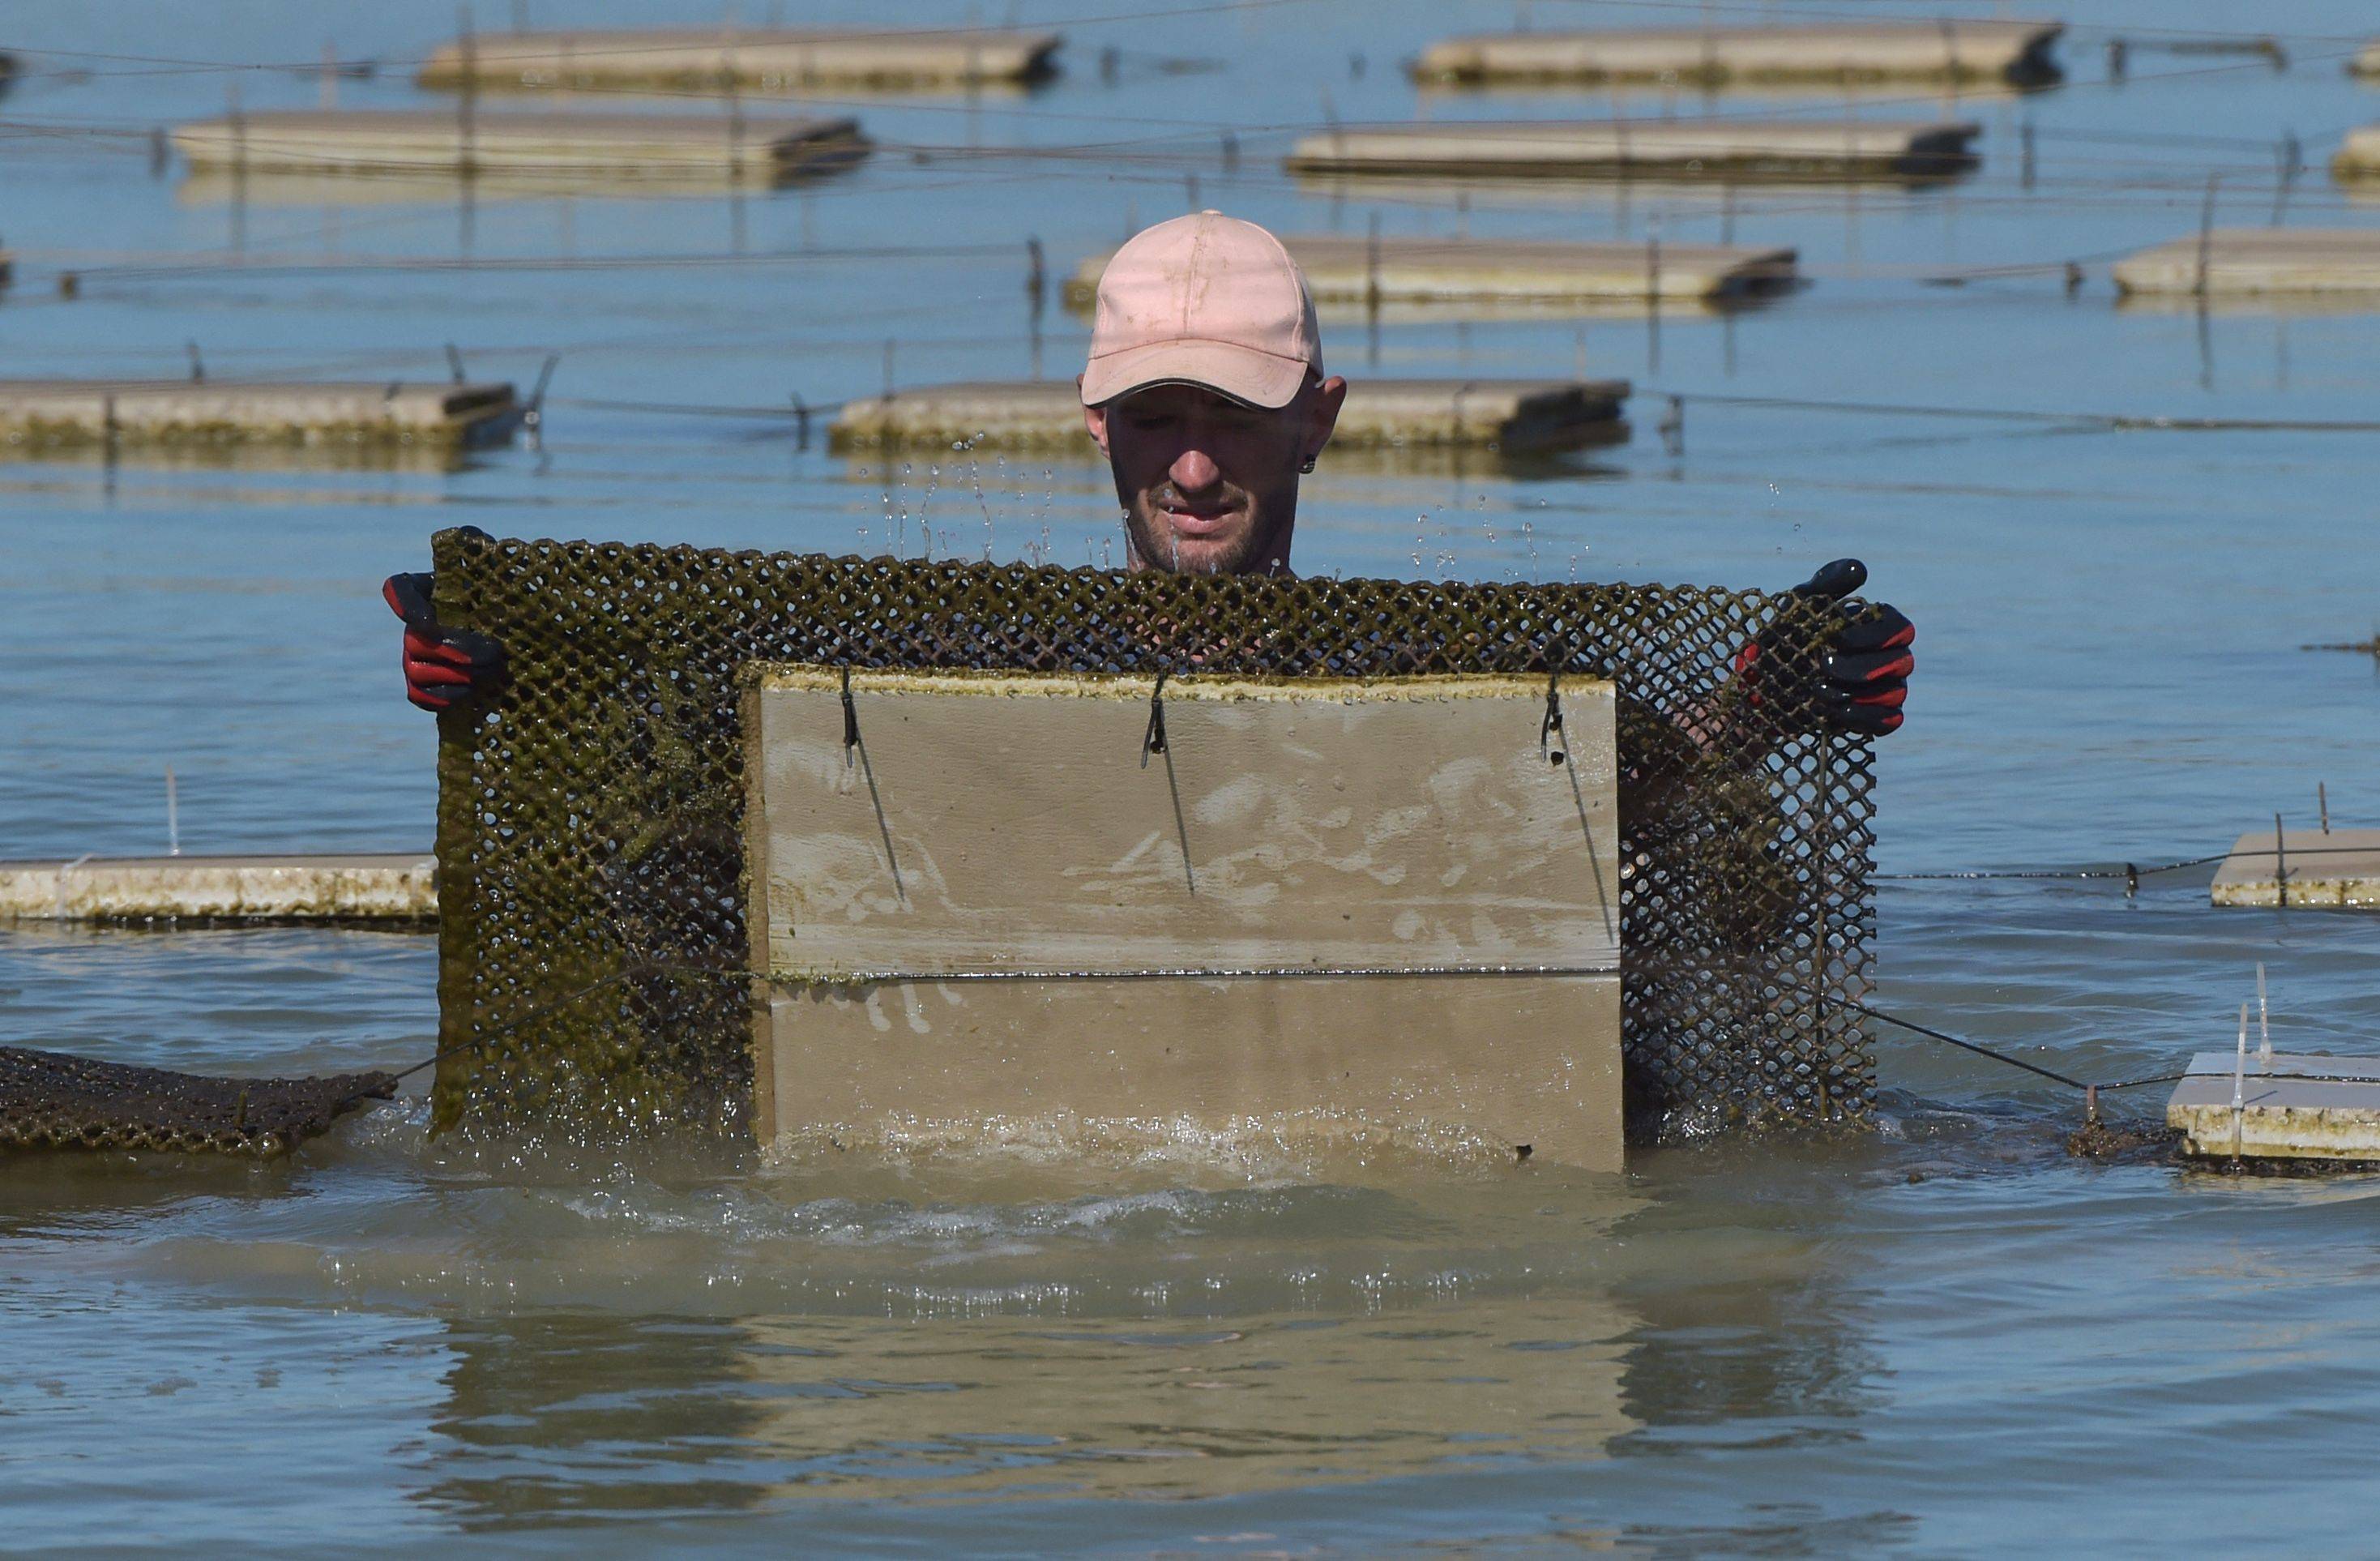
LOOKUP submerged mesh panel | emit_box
[429,527,1877,1140]
[0,1046,394,1157]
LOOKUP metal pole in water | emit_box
[165,768,180,857]
[2231,1002,2248,1163]
[2274,810,2288,908]
[2319,781,2329,834]
[2256,963,2271,1068]
[457,7,478,182]
[2194,173,2218,299]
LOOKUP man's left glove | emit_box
[1735,558,1915,737]
[384,571,506,712]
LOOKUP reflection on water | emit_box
[423,1301,1641,1520]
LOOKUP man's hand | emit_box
[384,571,506,712]
[1736,558,1915,737]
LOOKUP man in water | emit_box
[387,211,1912,733]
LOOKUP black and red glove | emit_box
[1735,558,1914,737]
[384,571,506,712]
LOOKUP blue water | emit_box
[8,0,2380,1552]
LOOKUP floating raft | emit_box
[417,27,1062,90]
[2113,228,2380,297]
[1066,234,1798,310]
[0,380,519,454]
[172,109,866,183]
[2210,828,2380,909]
[1415,20,2063,87]
[832,377,1630,455]
[2169,1052,2380,1163]
[2330,126,2380,179]
[0,853,436,924]
[1286,118,1981,182]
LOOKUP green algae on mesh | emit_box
[430,531,1880,1143]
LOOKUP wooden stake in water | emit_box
[2319,781,2329,834]
[165,767,180,857]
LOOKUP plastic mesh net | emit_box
[0,1046,394,1157]
[429,526,1876,1141]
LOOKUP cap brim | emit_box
[1079,339,1309,411]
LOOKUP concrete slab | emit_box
[1416,20,2063,87]
[2210,828,2380,909]
[0,853,435,924]
[1285,118,1981,182]
[744,668,1623,1169]
[417,27,1062,91]
[831,377,1630,455]
[0,379,520,454]
[1065,234,1799,310]
[2113,227,2380,297]
[2169,1050,2380,1161]
[172,109,867,185]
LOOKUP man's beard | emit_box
[1125,487,1274,576]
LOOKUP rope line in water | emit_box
[1881,841,2380,885]
[1848,1000,2092,1092]
[1852,1001,2195,1111]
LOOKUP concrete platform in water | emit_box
[417,27,1061,90]
[832,378,1630,455]
[2211,827,2380,909]
[172,109,866,184]
[0,853,435,925]
[2113,228,2380,298]
[1414,20,2064,87]
[0,379,519,455]
[2168,1052,2380,1163]
[1285,119,1981,182]
[1064,235,1799,310]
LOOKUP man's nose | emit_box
[1169,447,1222,494]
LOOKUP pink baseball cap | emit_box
[1079,211,1322,411]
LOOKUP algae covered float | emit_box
[2113,228,2380,301]
[1065,234,1800,311]
[171,109,868,186]
[831,377,1631,456]
[742,667,1623,1168]
[1414,19,2064,88]
[0,853,435,926]
[417,26,1062,92]
[1286,118,1982,183]
[0,378,521,456]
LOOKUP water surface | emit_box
[6,0,2380,1551]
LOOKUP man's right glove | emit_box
[384,571,506,712]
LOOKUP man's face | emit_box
[1084,377,1345,576]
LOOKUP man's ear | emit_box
[1080,378,1112,459]
[1305,374,1348,463]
